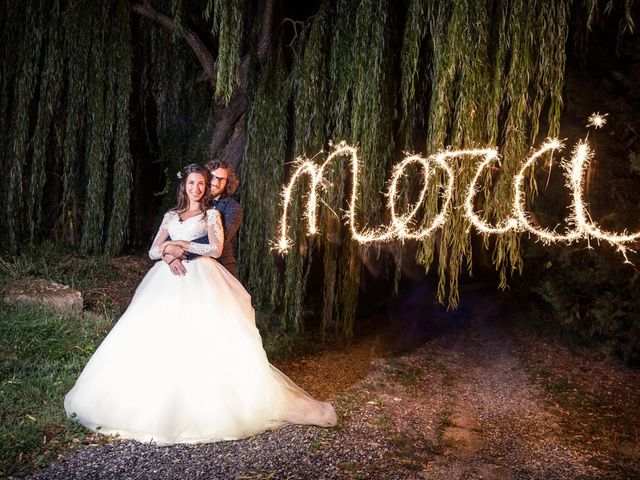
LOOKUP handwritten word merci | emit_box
[276,117,639,262]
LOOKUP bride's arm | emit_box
[149,212,174,260]
[185,209,224,259]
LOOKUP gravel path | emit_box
[18,287,639,479]
[403,324,607,479]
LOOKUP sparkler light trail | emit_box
[566,141,640,261]
[387,154,453,240]
[463,148,519,235]
[513,138,582,243]
[587,112,608,129]
[276,113,640,260]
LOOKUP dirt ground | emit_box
[24,261,640,479]
[276,283,640,479]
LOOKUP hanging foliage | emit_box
[0,7,5,228]
[350,0,395,227]
[150,24,188,142]
[399,0,428,151]
[321,0,358,337]
[0,3,27,235]
[145,11,214,222]
[213,0,244,104]
[1,0,636,341]
[338,0,396,337]
[105,0,134,255]
[170,0,184,41]
[291,3,330,155]
[80,2,116,254]
[282,2,331,334]
[6,0,45,250]
[394,0,431,294]
[424,0,494,306]
[28,0,64,242]
[239,50,289,313]
[408,0,573,306]
[58,0,92,244]
[484,0,569,292]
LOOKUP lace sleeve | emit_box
[148,212,174,259]
[187,209,224,258]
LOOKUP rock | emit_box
[1,277,83,318]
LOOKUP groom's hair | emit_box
[206,159,239,197]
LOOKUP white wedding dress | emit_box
[64,209,337,444]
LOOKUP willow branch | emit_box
[131,0,217,88]
[281,18,305,49]
[235,0,274,89]
[210,0,274,158]
[132,0,274,164]
[257,0,274,60]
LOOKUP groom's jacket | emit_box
[189,197,243,277]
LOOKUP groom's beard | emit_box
[210,186,224,199]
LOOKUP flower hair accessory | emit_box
[176,171,182,179]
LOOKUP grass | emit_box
[0,245,135,476]
[260,327,321,362]
[339,461,358,471]
[374,413,391,429]
[441,372,454,387]
[255,309,337,362]
[308,435,331,452]
[0,241,116,286]
[0,305,111,477]
[544,377,571,396]
[0,244,338,476]
[235,470,279,479]
[436,411,454,429]
[388,433,436,473]
[385,359,421,387]
[0,241,121,314]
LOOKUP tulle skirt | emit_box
[64,257,336,444]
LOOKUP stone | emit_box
[1,276,83,318]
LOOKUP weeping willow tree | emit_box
[1,0,131,253]
[239,49,289,314]
[0,0,267,253]
[240,0,634,336]
[0,0,635,338]
[282,3,331,333]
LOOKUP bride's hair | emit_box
[173,164,211,215]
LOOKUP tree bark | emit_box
[208,0,274,164]
[131,0,275,169]
[131,0,217,89]
[208,90,247,163]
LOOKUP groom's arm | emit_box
[162,241,188,263]
[222,200,243,244]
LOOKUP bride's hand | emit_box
[168,258,187,276]
[162,252,178,264]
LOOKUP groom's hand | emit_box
[168,259,187,276]
[164,244,188,259]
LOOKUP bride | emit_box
[64,164,337,444]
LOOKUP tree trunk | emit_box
[131,0,274,170]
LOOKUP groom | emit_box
[163,160,243,277]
